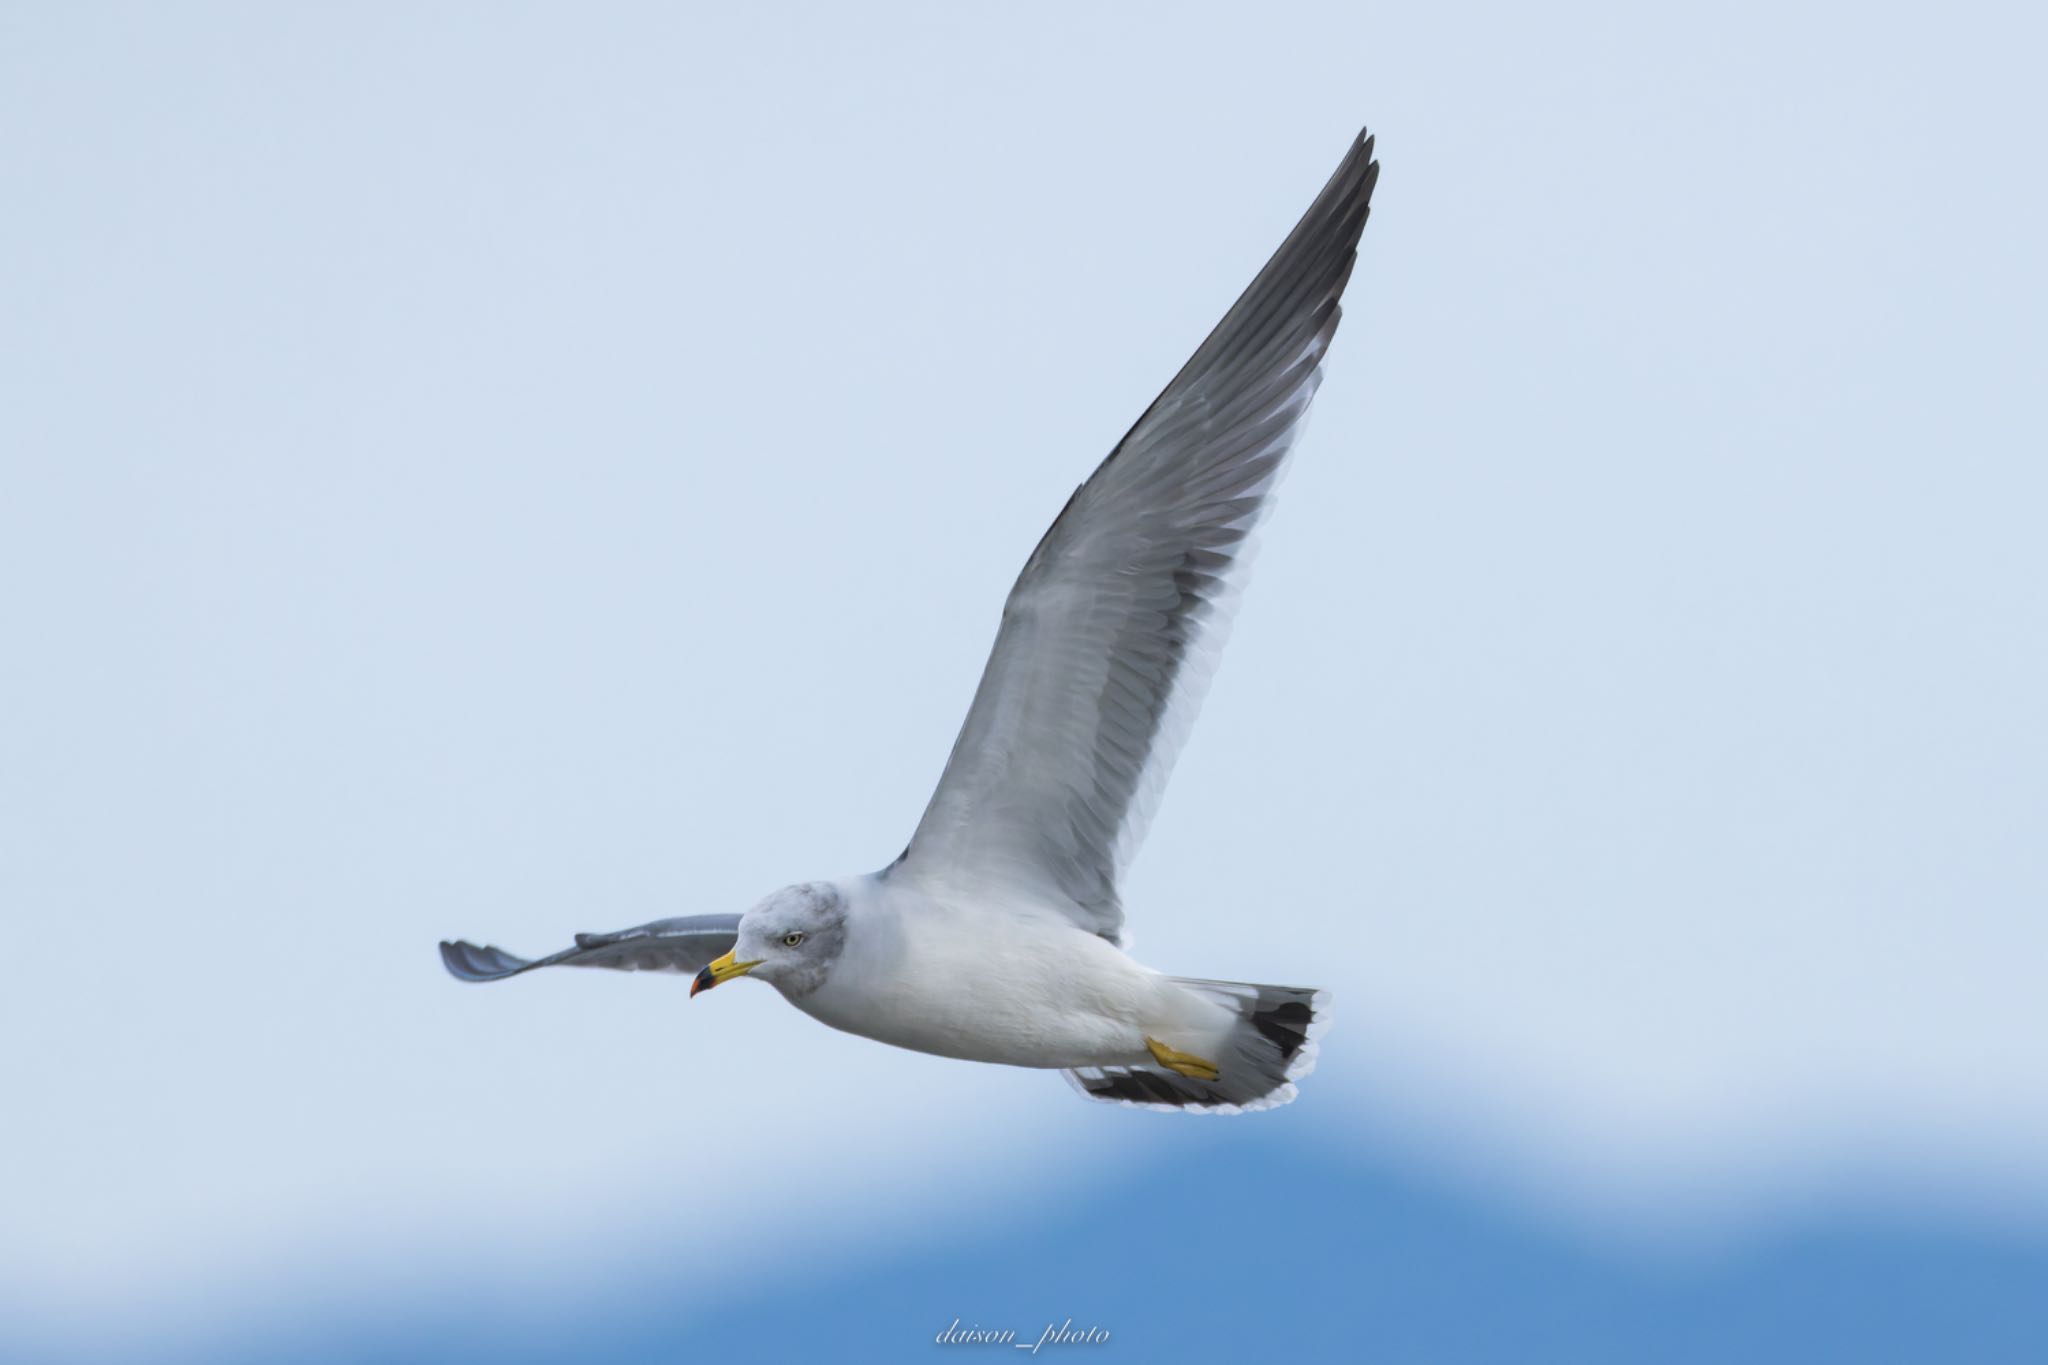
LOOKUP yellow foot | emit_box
[1146,1036,1220,1082]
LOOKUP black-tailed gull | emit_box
[442,129,1379,1112]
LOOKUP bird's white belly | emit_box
[789,904,1168,1069]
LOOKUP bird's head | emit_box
[692,881,848,999]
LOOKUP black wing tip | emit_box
[438,939,533,982]
[1330,127,1379,217]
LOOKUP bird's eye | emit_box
[782,932,806,948]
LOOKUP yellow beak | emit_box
[691,948,762,997]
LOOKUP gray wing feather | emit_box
[438,914,741,983]
[895,129,1379,942]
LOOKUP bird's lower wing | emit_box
[439,914,742,983]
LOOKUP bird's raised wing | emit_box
[892,130,1378,944]
[439,914,741,983]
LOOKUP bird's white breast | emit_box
[786,876,1179,1069]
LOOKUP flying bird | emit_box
[441,129,1379,1112]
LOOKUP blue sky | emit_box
[3,2,2044,1360]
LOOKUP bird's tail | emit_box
[1063,978,1329,1114]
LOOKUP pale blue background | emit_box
[3,3,2044,1361]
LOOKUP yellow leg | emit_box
[1146,1036,1220,1082]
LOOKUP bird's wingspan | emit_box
[892,129,1379,943]
[439,914,742,982]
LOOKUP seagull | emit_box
[441,129,1379,1112]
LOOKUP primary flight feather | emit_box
[442,128,1379,1112]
